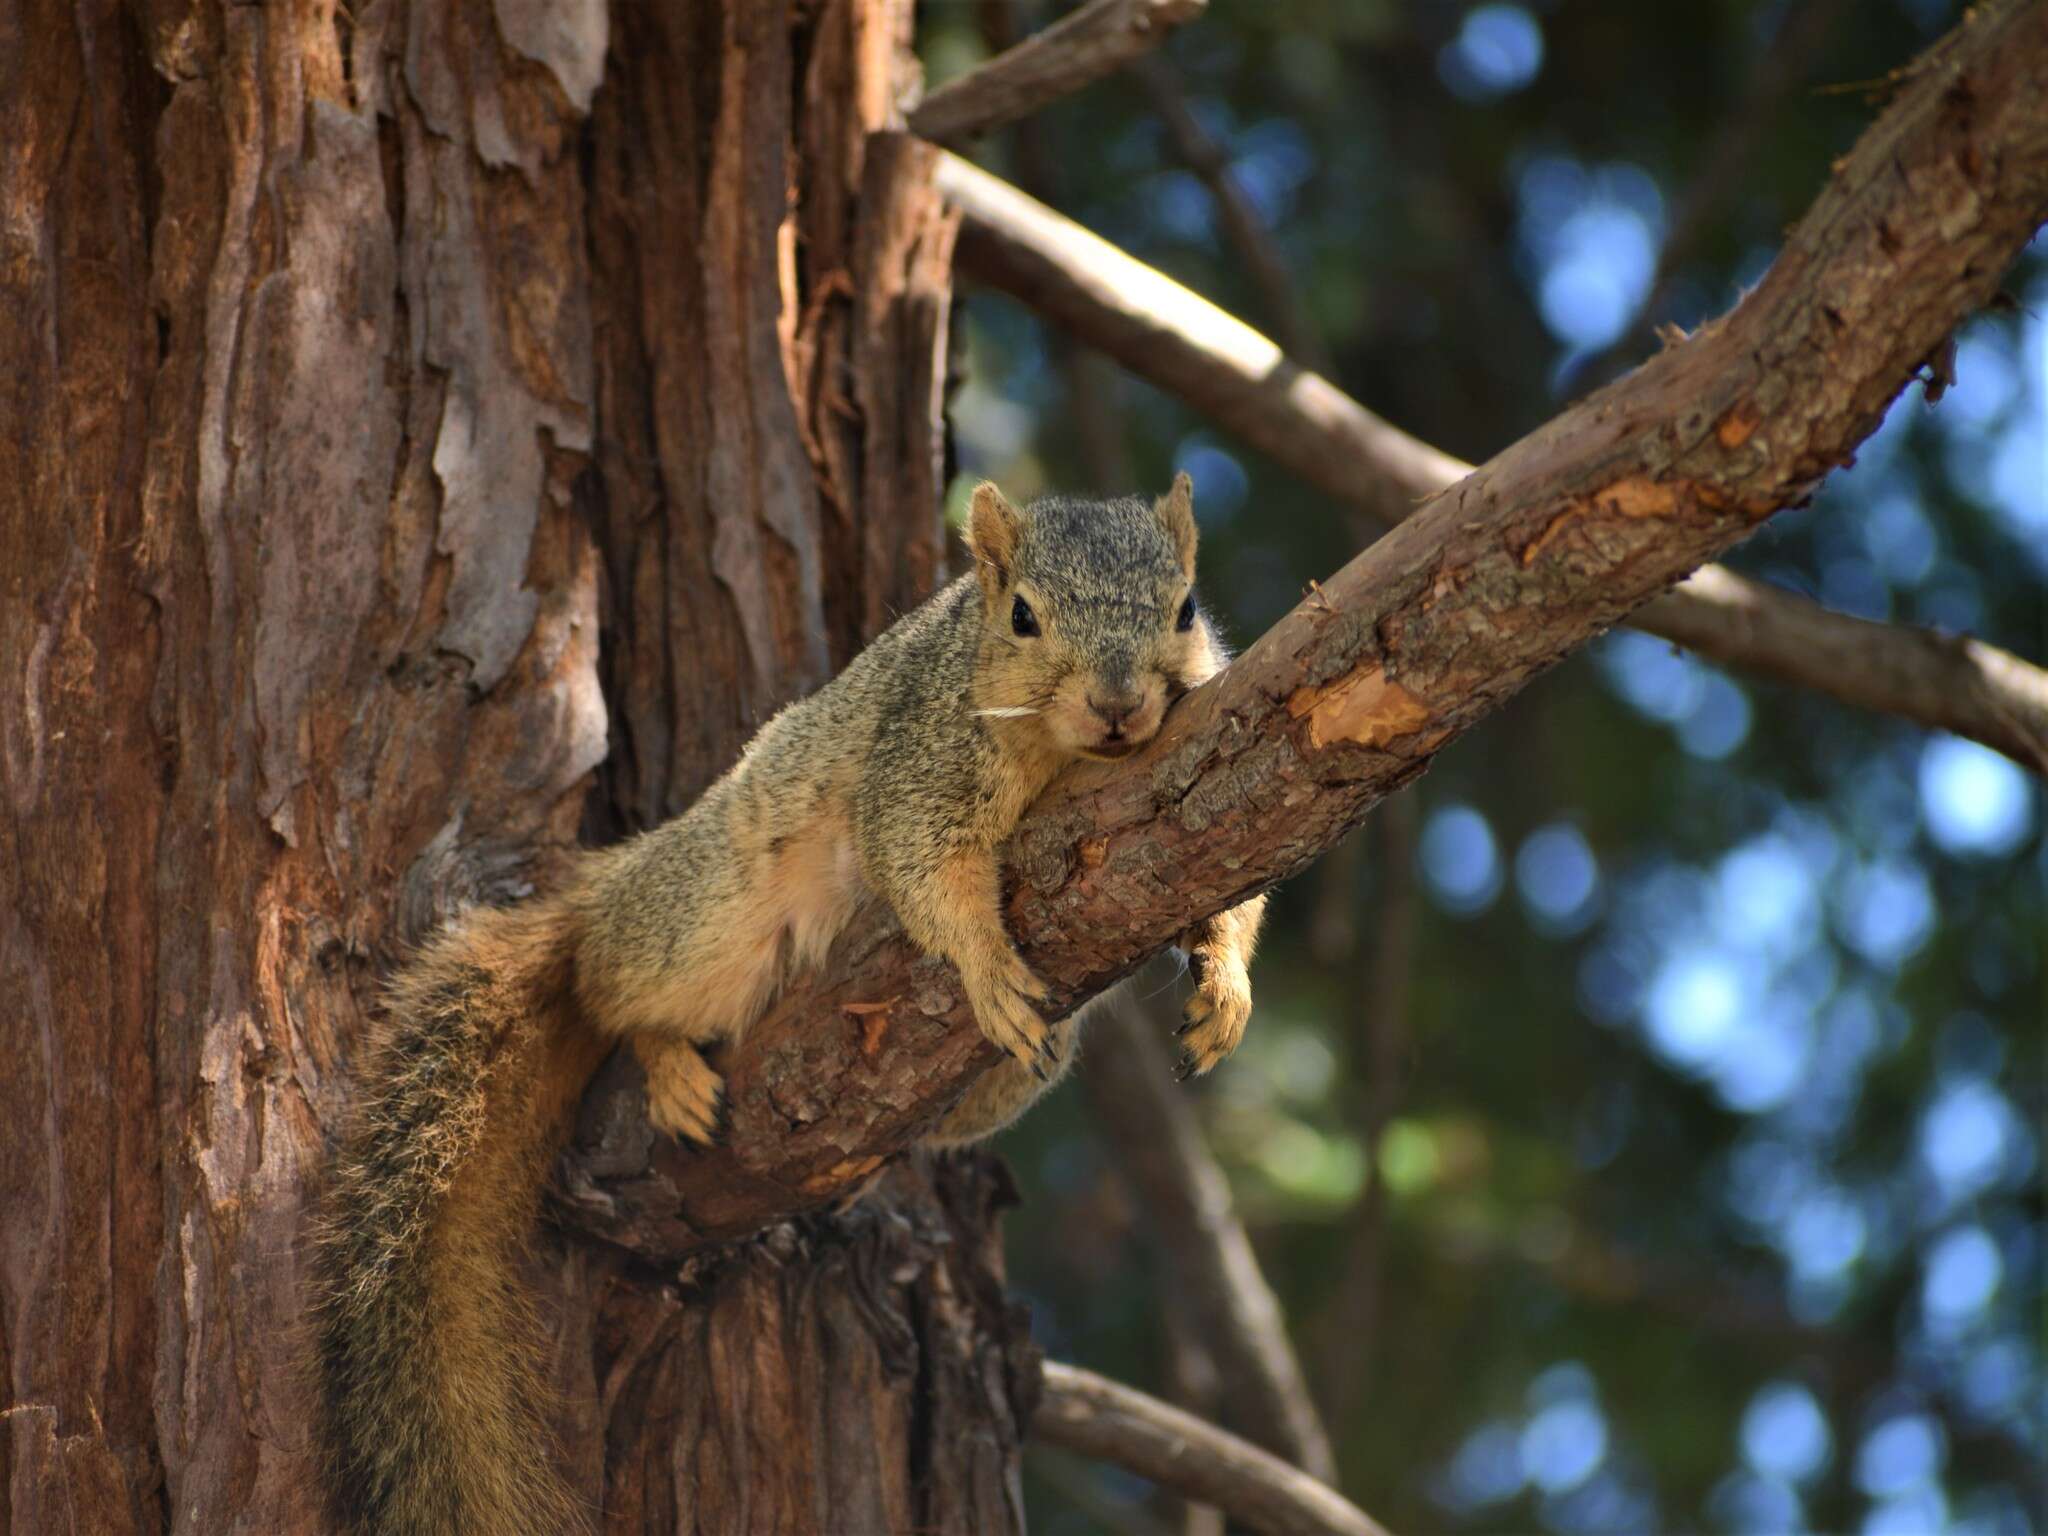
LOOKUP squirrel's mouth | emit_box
[1084,738,1142,760]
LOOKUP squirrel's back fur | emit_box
[312,482,1264,1534]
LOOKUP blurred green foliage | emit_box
[920,0,2046,1532]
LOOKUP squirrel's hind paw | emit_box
[1173,960,1252,1079]
[637,1036,726,1146]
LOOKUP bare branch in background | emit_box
[1638,565,2048,773]
[936,152,2048,775]
[975,0,1142,495]
[910,0,1207,145]
[1035,1361,1394,1536]
[1157,1304,1229,1536]
[1082,1000,1338,1481]
[1127,72,1422,1428]
[1317,794,1419,1432]
[1130,55,1333,373]
[1029,1446,1182,1536]
[1580,0,1856,383]
[557,0,2048,1258]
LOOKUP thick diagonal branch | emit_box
[555,0,2048,1259]
[937,142,2048,773]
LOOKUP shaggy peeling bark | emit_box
[4,0,1019,1530]
[561,0,2048,1259]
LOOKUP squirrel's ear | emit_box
[967,481,1022,605]
[1156,471,1198,580]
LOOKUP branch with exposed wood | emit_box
[908,0,1206,146]
[934,154,2048,774]
[555,0,2048,1256]
[1034,1361,1393,1536]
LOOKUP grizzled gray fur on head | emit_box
[1011,493,1188,615]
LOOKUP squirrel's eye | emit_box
[1011,594,1040,637]
[1176,593,1197,632]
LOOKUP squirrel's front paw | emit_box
[1174,952,1251,1081]
[637,1037,725,1146]
[962,949,1058,1080]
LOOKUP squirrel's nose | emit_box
[1088,693,1140,734]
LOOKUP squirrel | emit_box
[311,475,1267,1535]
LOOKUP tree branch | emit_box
[1033,1361,1392,1536]
[1128,55,1332,373]
[555,0,2048,1258]
[1316,793,1418,1432]
[1578,0,1856,384]
[1082,1000,1337,1482]
[909,0,1207,146]
[1637,564,2048,773]
[935,148,2048,775]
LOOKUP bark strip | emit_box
[558,0,2048,1256]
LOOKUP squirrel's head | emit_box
[966,475,1219,762]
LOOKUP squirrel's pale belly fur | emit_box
[313,481,1266,1535]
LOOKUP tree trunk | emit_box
[2,1,1035,1531]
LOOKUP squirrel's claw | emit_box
[962,946,1060,1078]
[1175,953,1253,1080]
[639,1038,727,1147]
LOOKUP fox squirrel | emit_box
[312,476,1266,1535]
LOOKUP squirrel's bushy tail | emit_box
[313,898,608,1536]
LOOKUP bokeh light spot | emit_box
[1919,736,2036,858]
[1835,859,1935,968]
[1521,1398,1608,1495]
[1741,1382,1831,1484]
[1516,823,1601,932]
[1922,1225,2002,1325]
[1438,5,1544,100]
[1855,1414,1944,1500]
[1919,1078,2019,1201]
[1421,804,1504,915]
